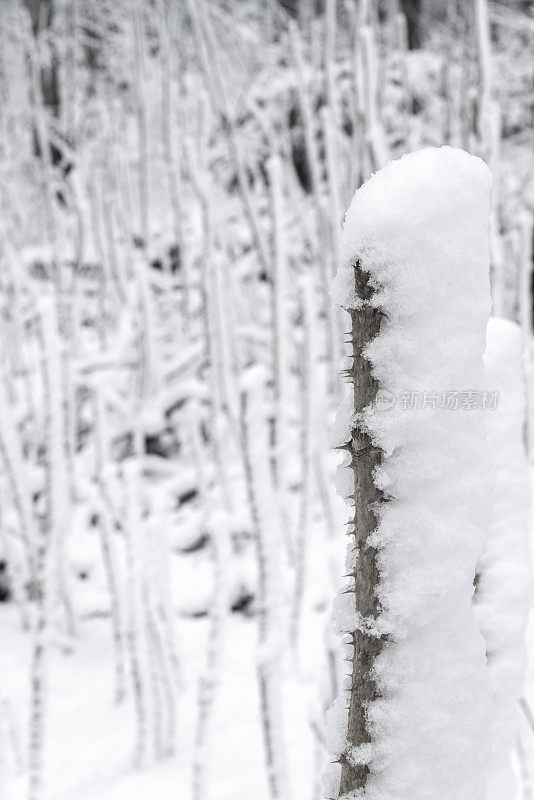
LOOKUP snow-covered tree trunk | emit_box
[240,368,287,800]
[326,147,494,800]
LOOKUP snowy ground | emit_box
[0,605,321,800]
[0,542,339,800]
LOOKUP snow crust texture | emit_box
[475,318,531,800]
[328,147,495,800]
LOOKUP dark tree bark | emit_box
[400,0,423,49]
[337,261,386,797]
[278,0,300,17]
[23,0,59,114]
[22,0,62,165]
[277,0,324,19]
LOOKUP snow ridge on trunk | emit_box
[476,318,531,800]
[325,147,494,800]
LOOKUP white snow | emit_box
[475,317,531,800]
[329,147,495,800]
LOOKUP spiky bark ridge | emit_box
[338,260,385,797]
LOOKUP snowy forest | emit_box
[0,0,533,799]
